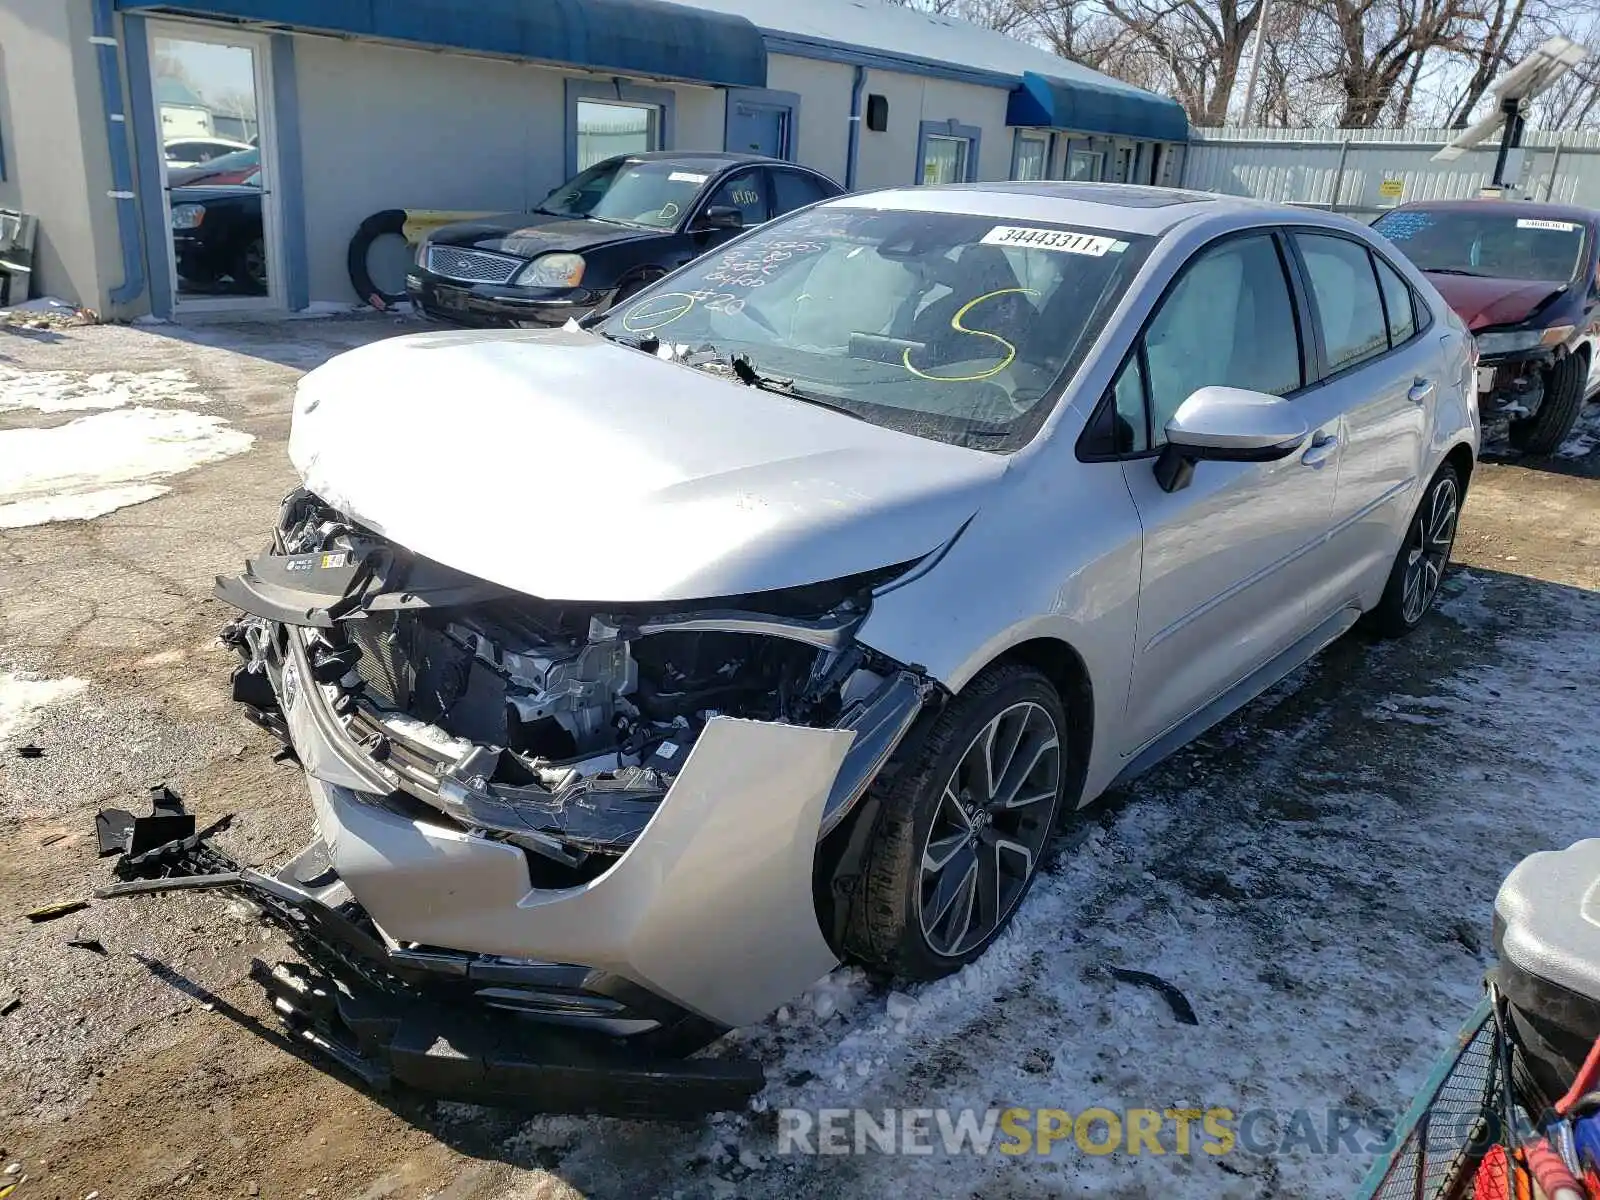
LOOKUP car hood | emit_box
[287,328,1007,603]
[1427,273,1569,331]
[428,211,658,258]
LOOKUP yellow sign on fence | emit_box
[1378,178,1405,199]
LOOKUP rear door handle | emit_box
[1408,378,1436,404]
[1301,431,1338,468]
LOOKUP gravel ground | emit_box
[0,317,1597,1199]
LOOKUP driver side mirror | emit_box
[1154,386,1309,493]
[694,205,744,232]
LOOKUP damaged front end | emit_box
[112,489,939,1113]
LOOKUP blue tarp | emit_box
[1007,70,1188,142]
[116,0,768,88]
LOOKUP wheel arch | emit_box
[977,636,1095,805]
[1443,441,1475,494]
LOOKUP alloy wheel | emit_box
[918,700,1063,958]
[1401,475,1458,624]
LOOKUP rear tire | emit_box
[842,664,1071,981]
[1509,351,1586,455]
[1364,463,1461,639]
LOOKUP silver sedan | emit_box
[219,182,1477,1080]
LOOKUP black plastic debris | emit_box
[97,785,195,859]
[1107,967,1199,1025]
[0,991,19,1017]
[16,744,43,759]
[95,786,234,882]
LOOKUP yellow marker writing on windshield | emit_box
[622,292,697,332]
[902,287,1040,383]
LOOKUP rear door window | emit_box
[1372,254,1418,347]
[1295,233,1390,373]
[771,169,832,215]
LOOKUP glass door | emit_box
[148,25,280,311]
[921,135,970,185]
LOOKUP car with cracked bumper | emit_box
[197,183,1477,1111]
[1372,198,1600,454]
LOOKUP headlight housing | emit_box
[1475,324,1575,356]
[515,252,585,289]
[171,204,206,230]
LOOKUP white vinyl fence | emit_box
[1178,127,1600,219]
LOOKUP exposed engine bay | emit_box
[221,490,935,881]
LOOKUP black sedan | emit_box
[406,151,843,327]
[171,183,266,296]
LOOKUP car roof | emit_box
[1386,197,1600,225]
[610,150,798,167]
[826,182,1323,237]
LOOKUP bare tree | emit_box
[1098,0,1270,124]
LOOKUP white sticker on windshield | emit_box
[1517,218,1578,232]
[669,171,709,184]
[981,226,1119,255]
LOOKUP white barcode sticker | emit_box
[1517,218,1578,232]
[980,226,1119,255]
[669,171,708,184]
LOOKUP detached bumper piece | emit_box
[92,802,764,1118]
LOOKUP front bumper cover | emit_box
[95,821,765,1116]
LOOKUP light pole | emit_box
[1239,0,1272,126]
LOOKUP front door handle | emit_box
[1301,431,1338,468]
[1408,377,1436,404]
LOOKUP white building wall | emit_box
[0,0,125,311]
[767,53,851,182]
[293,35,728,304]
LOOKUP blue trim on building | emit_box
[1007,70,1188,143]
[723,88,801,161]
[845,66,866,191]
[269,33,308,310]
[765,32,1015,91]
[92,0,146,307]
[563,79,677,178]
[114,0,767,88]
[916,119,982,185]
[120,14,173,318]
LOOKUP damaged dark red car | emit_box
[1373,199,1600,454]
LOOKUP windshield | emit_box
[1373,208,1587,283]
[592,207,1152,451]
[537,159,713,229]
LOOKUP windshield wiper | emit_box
[727,355,868,423]
[1425,267,1485,277]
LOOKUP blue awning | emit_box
[116,0,768,88]
[1007,70,1188,142]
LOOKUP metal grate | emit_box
[346,616,408,709]
[426,245,523,285]
[1356,997,1506,1200]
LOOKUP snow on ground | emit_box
[0,365,210,414]
[0,406,254,527]
[0,671,88,746]
[1558,399,1600,460]
[0,363,252,526]
[506,568,1600,1199]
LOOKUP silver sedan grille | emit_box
[425,245,523,285]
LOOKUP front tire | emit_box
[842,665,1071,981]
[1509,352,1586,455]
[1365,463,1461,638]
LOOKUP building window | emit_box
[1011,131,1050,181]
[575,99,660,171]
[1067,148,1104,181]
[563,79,675,178]
[917,120,981,185]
